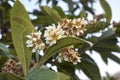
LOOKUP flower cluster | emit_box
[26,31,45,53]
[26,18,87,64]
[1,59,24,77]
[2,59,36,77]
[44,24,64,46]
[56,47,81,65]
[59,18,87,37]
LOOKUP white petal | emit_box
[26,35,32,39]
[32,48,37,53]
[73,62,77,65]
[26,40,33,47]
[26,44,33,47]
[32,38,37,41]
[26,40,32,44]
[77,57,81,62]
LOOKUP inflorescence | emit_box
[26,18,87,65]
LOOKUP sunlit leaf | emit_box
[38,37,92,67]
[100,0,112,22]
[10,0,35,75]
[41,6,61,23]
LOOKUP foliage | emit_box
[0,0,120,80]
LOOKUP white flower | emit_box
[44,24,64,46]
[26,40,33,47]
[26,31,45,53]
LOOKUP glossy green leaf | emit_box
[78,54,101,80]
[57,72,71,80]
[38,37,92,67]
[10,0,35,75]
[26,68,58,80]
[0,73,25,80]
[100,0,112,22]
[41,6,61,23]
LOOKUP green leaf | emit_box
[115,24,120,36]
[99,29,115,40]
[90,29,120,64]
[0,73,25,80]
[32,16,52,26]
[56,62,78,80]
[78,54,101,80]
[38,37,92,67]
[94,47,120,64]
[57,72,71,80]
[53,6,66,18]
[86,21,109,33]
[0,42,14,58]
[94,35,119,64]
[95,40,120,52]
[79,9,86,18]
[94,47,110,64]
[26,68,58,80]
[108,53,120,64]
[41,6,61,23]
[100,0,112,22]
[0,56,8,70]
[12,17,35,32]
[94,29,120,52]
[10,0,35,75]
